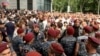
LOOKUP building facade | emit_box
[0,0,51,11]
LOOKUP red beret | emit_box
[95,32,100,38]
[67,26,74,35]
[51,42,64,54]
[83,26,92,33]
[26,51,41,56]
[0,43,8,53]
[92,25,99,31]
[47,28,56,38]
[33,24,39,28]
[24,32,34,43]
[17,28,24,34]
[88,37,100,45]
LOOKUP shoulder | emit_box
[78,36,88,40]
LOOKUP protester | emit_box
[0,9,100,56]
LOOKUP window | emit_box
[17,0,20,10]
[27,0,33,10]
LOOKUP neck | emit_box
[88,47,97,54]
[18,35,22,38]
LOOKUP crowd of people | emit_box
[0,9,100,56]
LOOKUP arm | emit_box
[74,42,80,56]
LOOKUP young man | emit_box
[60,26,76,56]
[0,43,16,56]
[12,28,25,56]
[86,37,100,56]
[21,32,35,56]
[48,42,66,56]
[74,26,93,56]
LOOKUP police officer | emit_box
[60,26,77,56]
[41,28,60,56]
[21,32,36,56]
[32,24,45,53]
[12,28,25,56]
[86,37,100,56]
[95,32,100,54]
[75,26,93,56]
[48,42,66,56]
[0,43,16,56]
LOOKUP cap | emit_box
[24,32,34,43]
[88,37,100,45]
[95,32,100,38]
[47,28,56,38]
[17,28,24,34]
[83,26,92,33]
[26,51,41,56]
[67,26,74,35]
[0,43,9,53]
[51,42,64,54]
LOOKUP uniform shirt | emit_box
[77,35,88,56]
[12,36,24,56]
[60,36,76,56]
[88,53,100,56]
[41,41,56,56]
[33,31,45,42]
[32,41,43,54]
[21,44,36,56]
[77,35,88,40]
[97,45,100,54]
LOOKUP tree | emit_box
[52,0,99,14]
[53,0,67,12]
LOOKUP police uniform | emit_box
[12,28,24,56]
[26,51,42,56]
[39,28,58,56]
[60,26,77,56]
[21,44,36,56]
[12,36,24,56]
[87,37,100,56]
[21,32,36,56]
[95,32,100,54]
[32,31,45,53]
[77,36,88,56]
[50,42,66,56]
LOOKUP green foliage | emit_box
[53,0,99,14]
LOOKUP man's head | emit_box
[74,19,80,27]
[83,26,93,34]
[48,42,64,56]
[23,32,34,44]
[0,43,12,56]
[17,28,25,37]
[88,37,100,49]
[66,26,75,35]
[33,24,39,33]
